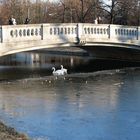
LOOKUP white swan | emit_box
[61,65,67,74]
[52,67,64,76]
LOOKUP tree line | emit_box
[0,0,139,26]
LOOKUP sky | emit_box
[42,0,111,5]
[48,0,111,4]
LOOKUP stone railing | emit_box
[0,23,140,47]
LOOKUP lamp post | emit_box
[26,0,30,19]
[80,0,84,23]
[70,8,73,23]
[138,0,140,26]
[0,1,2,25]
[94,0,97,22]
[70,8,75,23]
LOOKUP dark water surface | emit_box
[0,52,140,140]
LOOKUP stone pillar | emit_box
[137,27,140,40]
[41,24,50,40]
[77,23,86,44]
[0,26,2,43]
[76,23,82,43]
[40,24,43,40]
[109,25,117,40]
[108,25,111,39]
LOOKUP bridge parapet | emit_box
[0,23,139,44]
[109,25,138,40]
[1,24,42,43]
[80,24,109,44]
[42,23,78,44]
[80,24,139,45]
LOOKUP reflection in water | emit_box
[0,52,88,68]
[0,51,140,80]
[0,52,90,80]
[0,69,140,140]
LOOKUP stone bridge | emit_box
[0,23,140,60]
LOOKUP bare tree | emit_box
[99,0,122,24]
[0,0,138,25]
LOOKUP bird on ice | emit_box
[60,65,67,74]
[52,67,64,76]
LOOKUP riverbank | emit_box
[0,121,29,140]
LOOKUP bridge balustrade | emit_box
[84,27,108,35]
[110,25,138,41]
[41,24,78,44]
[82,24,109,41]
[49,26,77,35]
[0,23,139,46]
[1,24,42,43]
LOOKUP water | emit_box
[0,52,140,140]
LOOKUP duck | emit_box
[52,67,64,76]
[60,65,67,74]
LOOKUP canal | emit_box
[0,51,140,140]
